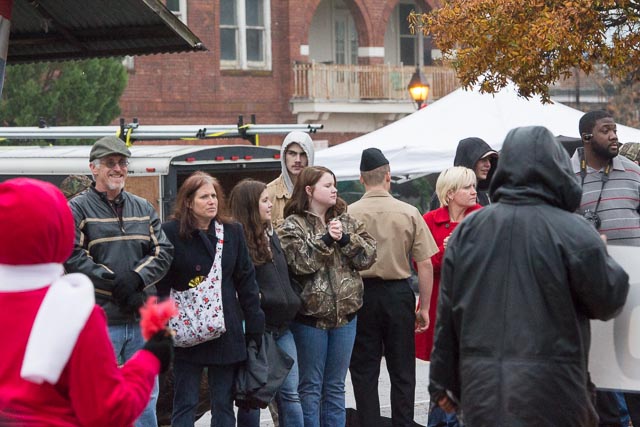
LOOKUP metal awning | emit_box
[8,0,205,64]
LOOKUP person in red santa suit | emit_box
[0,178,173,427]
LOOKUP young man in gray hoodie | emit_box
[267,131,315,228]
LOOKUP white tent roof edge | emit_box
[316,83,640,181]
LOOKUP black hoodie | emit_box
[429,126,629,427]
[429,137,498,210]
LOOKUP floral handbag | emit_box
[169,220,226,348]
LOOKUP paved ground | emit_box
[195,359,431,426]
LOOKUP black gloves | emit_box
[125,293,146,314]
[112,270,145,314]
[337,233,350,247]
[321,232,350,247]
[143,330,174,373]
[245,333,262,351]
[320,232,334,247]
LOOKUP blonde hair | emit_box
[436,166,477,207]
[361,164,390,186]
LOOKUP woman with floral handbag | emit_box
[157,171,265,427]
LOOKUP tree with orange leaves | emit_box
[409,1,640,103]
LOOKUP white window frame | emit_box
[167,0,188,25]
[220,0,272,70]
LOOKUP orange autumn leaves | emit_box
[409,0,640,102]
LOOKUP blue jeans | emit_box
[290,317,357,427]
[427,406,462,427]
[274,329,304,427]
[615,391,630,426]
[172,359,238,427]
[235,329,304,427]
[108,322,159,427]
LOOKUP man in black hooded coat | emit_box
[429,137,498,210]
[429,126,629,426]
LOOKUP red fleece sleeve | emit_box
[66,307,160,427]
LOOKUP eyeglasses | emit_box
[101,159,130,169]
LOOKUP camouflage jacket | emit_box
[279,211,377,329]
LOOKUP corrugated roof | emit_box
[8,0,206,64]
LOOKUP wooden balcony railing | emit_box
[292,63,460,102]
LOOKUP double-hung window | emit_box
[166,0,188,24]
[220,0,272,70]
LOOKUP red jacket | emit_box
[0,287,159,427]
[415,204,482,360]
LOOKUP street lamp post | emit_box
[407,66,430,109]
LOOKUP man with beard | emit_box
[572,110,640,244]
[64,136,174,427]
[571,110,640,427]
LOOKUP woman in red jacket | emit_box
[417,167,481,427]
[416,166,482,362]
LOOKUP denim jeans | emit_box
[235,329,304,427]
[108,322,159,427]
[171,359,238,427]
[427,406,462,427]
[290,317,357,427]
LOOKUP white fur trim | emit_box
[21,273,95,384]
[0,263,64,291]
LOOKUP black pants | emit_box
[624,392,640,425]
[350,278,416,427]
[595,390,624,427]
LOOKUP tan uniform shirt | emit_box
[348,189,437,280]
[266,174,289,229]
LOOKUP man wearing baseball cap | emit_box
[64,136,174,427]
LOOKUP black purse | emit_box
[234,331,294,409]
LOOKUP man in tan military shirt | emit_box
[348,148,437,427]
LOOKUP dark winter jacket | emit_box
[256,231,301,332]
[429,126,629,427]
[429,137,498,210]
[157,220,265,365]
[65,186,174,325]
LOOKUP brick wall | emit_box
[119,0,428,146]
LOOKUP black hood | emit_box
[453,137,498,191]
[489,126,582,212]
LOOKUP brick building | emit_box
[119,0,459,147]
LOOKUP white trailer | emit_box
[0,144,284,220]
[0,120,322,219]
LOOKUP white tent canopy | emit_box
[316,84,640,181]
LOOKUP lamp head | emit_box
[408,68,430,108]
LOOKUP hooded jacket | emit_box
[429,137,498,210]
[429,126,629,427]
[267,132,315,228]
